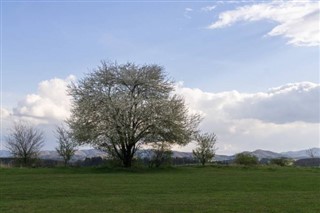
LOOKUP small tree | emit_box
[55,126,78,166]
[306,148,318,158]
[150,142,173,167]
[234,153,258,166]
[192,132,217,166]
[6,122,44,166]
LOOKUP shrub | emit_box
[270,158,291,166]
[234,153,258,166]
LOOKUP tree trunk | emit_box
[201,158,206,166]
[23,156,28,167]
[123,156,132,167]
[122,143,135,167]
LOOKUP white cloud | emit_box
[12,75,75,124]
[216,0,259,5]
[1,76,76,150]
[226,82,320,123]
[4,76,319,154]
[175,81,320,154]
[184,8,193,19]
[216,0,245,4]
[175,81,320,124]
[201,5,216,12]
[208,1,320,46]
[1,108,11,119]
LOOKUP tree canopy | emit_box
[192,132,217,166]
[55,125,78,166]
[6,121,44,166]
[68,61,200,167]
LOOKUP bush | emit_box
[270,158,291,166]
[234,153,258,166]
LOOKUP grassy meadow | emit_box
[0,166,319,213]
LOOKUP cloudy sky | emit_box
[1,0,319,154]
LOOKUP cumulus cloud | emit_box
[0,76,76,150]
[1,108,11,119]
[208,1,320,46]
[12,75,75,124]
[4,76,319,153]
[176,81,319,124]
[227,82,320,123]
[174,81,320,154]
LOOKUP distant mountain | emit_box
[137,150,233,161]
[242,149,282,159]
[1,147,319,161]
[214,155,234,161]
[281,148,320,159]
[0,150,11,158]
[39,150,60,160]
[252,149,283,159]
[172,151,193,158]
[239,148,320,160]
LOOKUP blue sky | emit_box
[1,1,319,154]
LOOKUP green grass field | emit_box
[1,166,319,213]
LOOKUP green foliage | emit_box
[149,142,173,168]
[270,158,291,166]
[1,167,319,212]
[234,153,259,166]
[192,132,217,166]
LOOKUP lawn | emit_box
[0,166,319,213]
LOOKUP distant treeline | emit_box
[0,157,199,168]
[1,157,319,168]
